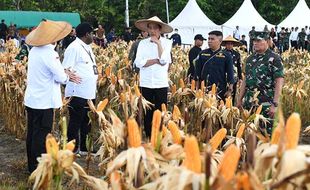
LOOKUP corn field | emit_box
[0,39,310,189]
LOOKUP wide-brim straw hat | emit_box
[135,16,173,34]
[221,35,242,46]
[26,19,72,46]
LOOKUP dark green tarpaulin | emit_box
[0,11,81,28]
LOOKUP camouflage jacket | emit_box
[244,49,284,109]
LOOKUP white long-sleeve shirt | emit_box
[134,37,172,88]
[24,45,68,109]
[290,31,299,41]
[63,38,98,99]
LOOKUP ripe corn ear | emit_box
[218,145,240,182]
[183,136,201,173]
[285,113,301,149]
[168,121,182,144]
[127,118,141,148]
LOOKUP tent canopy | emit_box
[223,0,273,31]
[0,11,81,28]
[279,0,310,28]
[169,0,220,45]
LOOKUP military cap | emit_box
[253,31,270,40]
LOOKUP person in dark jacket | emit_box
[170,28,182,46]
[222,35,242,104]
[188,34,205,80]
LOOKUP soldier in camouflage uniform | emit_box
[237,32,284,135]
[249,26,256,53]
[298,28,307,51]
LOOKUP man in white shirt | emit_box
[62,23,98,154]
[233,26,241,40]
[134,16,173,138]
[290,27,299,49]
[24,19,80,173]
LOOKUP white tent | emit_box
[222,0,274,39]
[279,0,310,28]
[169,0,220,45]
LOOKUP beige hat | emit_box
[26,19,72,46]
[221,35,242,46]
[135,16,173,34]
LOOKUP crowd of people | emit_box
[233,25,310,53]
[0,17,287,174]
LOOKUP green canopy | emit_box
[0,11,81,28]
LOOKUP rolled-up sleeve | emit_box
[134,41,148,69]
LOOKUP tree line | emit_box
[0,0,308,34]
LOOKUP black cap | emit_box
[253,31,270,40]
[194,34,206,41]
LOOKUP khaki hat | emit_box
[135,16,173,34]
[26,19,72,46]
[221,35,242,46]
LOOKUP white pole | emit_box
[166,0,170,23]
[125,0,129,27]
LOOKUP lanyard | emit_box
[80,44,94,63]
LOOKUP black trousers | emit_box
[26,107,53,173]
[140,87,168,138]
[291,41,298,49]
[67,97,93,152]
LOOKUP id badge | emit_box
[93,65,99,75]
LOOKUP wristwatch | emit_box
[271,101,278,107]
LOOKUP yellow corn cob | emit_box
[46,133,59,158]
[270,125,281,145]
[218,145,240,182]
[211,83,216,95]
[209,128,227,151]
[168,121,182,144]
[172,105,181,120]
[127,118,141,148]
[120,93,126,103]
[195,90,201,99]
[255,105,263,115]
[96,98,109,112]
[171,84,177,94]
[220,100,225,106]
[66,139,76,152]
[236,172,252,190]
[183,136,201,173]
[151,110,162,148]
[191,79,195,91]
[111,74,117,85]
[0,68,5,76]
[285,113,301,149]
[134,84,141,97]
[236,123,246,138]
[161,103,167,112]
[225,97,232,108]
[105,66,111,77]
[179,78,185,89]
